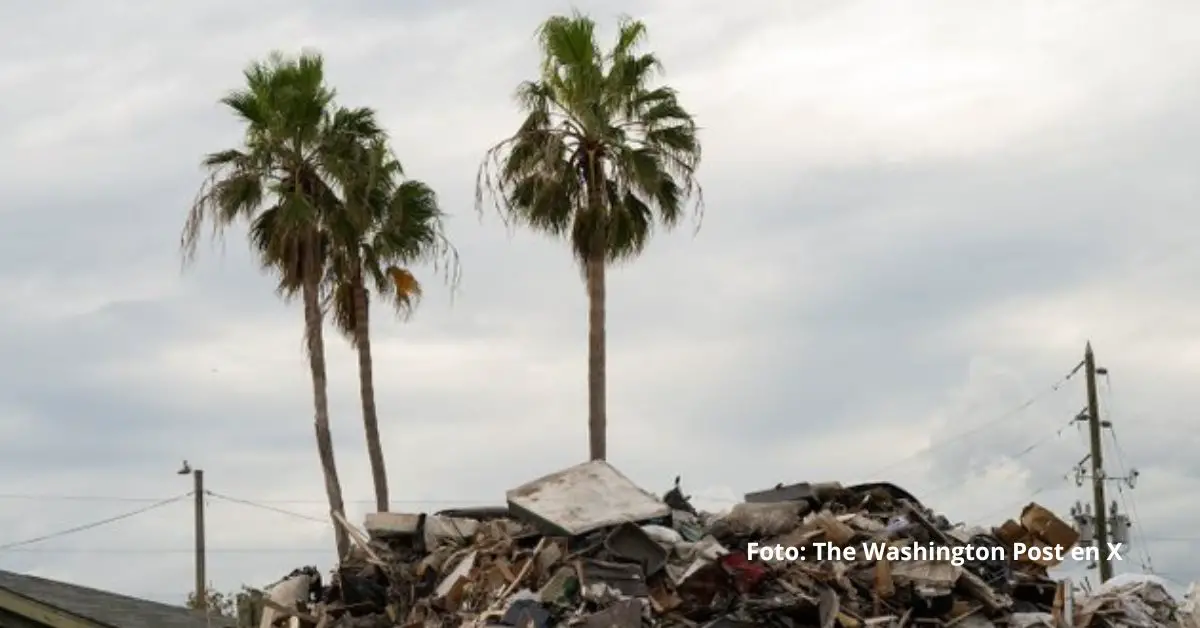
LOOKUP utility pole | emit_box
[1084,342,1113,582]
[178,461,206,610]
[194,469,206,607]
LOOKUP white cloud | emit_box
[679,0,1200,168]
[1,0,1199,605]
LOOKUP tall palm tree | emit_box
[325,138,456,513]
[180,51,382,558]
[477,13,702,460]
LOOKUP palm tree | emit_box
[477,13,702,460]
[180,51,382,558]
[325,138,457,513]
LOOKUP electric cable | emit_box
[1102,373,1155,573]
[863,360,1084,478]
[1105,427,1150,571]
[0,494,176,503]
[970,474,1073,523]
[918,417,1076,503]
[0,493,190,552]
[0,488,739,506]
[204,491,328,524]
[1,547,330,554]
[0,493,498,505]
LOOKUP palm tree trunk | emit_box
[586,253,607,460]
[302,264,350,559]
[352,271,390,513]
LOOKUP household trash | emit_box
[245,460,1188,627]
[1075,574,1184,627]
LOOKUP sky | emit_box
[1,0,1198,607]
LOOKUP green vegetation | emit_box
[478,13,703,460]
[180,11,701,557]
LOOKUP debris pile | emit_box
[1075,575,1181,627]
[252,460,1184,627]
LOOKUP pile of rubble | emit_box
[250,461,1189,627]
[1074,575,1200,628]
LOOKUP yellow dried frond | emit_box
[387,266,423,299]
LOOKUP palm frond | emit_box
[322,132,458,339]
[385,266,422,319]
[181,50,388,308]
[328,278,358,340]
[476,12,703,268]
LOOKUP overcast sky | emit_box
[1,0,1198,605]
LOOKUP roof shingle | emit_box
[0,570,234,628]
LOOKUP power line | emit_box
[0,494,176,503]
[1098,373,1153,572]
[0,494,190,552]
[918,417,1076,503]
[0,488,741,506]
[1102,374,1154,573]
[970,474,1073,523]
[1,547,330,554]
[202,489,734,522]
[0,493,498,505]
[864,361,1084,478]
[9,534,1195,553]
[1105,427,1151,570]
[205,491,329,524]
